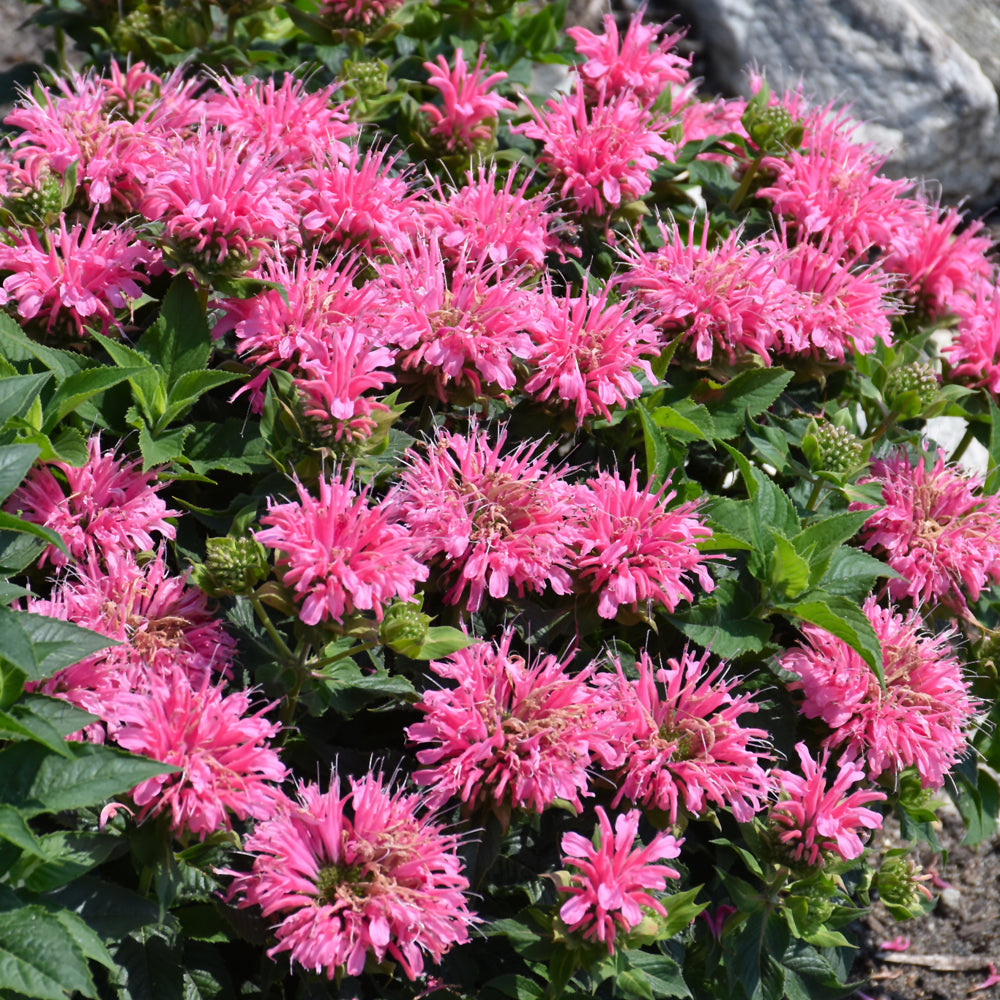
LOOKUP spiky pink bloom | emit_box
[566,8,690,106]
[609,648,771,824]
[757,116,912,255]
[407,629,621,814]
[256,471,427,627]
[372,240,536,401]
[115,668,286,839]
[318,0,403,26]
[943,278,1000,394]
[27,552,235,736]
[393,427,579,611]
[296,144,420,258]
[139,131,298,270]
[204,74,356,171]
[559,806,682,954]
[620,220,791,364]
[773,236,897,362]
[524,278,659,424]
[6,436,176,568]
[780,597,979,789]
[572,468,714,618]
[227,772,475,980]
[882,199,993,320]
[420,49,515,154]
[420,163,574,273]
[0,215,154,334]
[512,84,673,217]
[853,449,1000,610]
[769,743,885,867]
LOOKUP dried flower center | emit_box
[658,714,716,760]
[314,862,369,904]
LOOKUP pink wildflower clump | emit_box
[372,240,536,401]
[420,49,515,154]
[511,84,673,218]
[407,629,620,815]
[227,772,475,981]
[256,471,427,627]
[420,164,573,273]
[524,278,659,424]
[6,436,176,568]
[558,806,683,955]
[620,220,791,364]
[0,215,154,335]
[780,597,979,789]
[115,669,287,839]
[571,468,715,619]
[769,743,885,867]
[393,427,579,611]
[942,278,1000,394]
[566,9,690,107]
[609,648,771,824]
[854,449,1000,610]
[319,0,403,27]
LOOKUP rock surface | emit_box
[653,0,1000,209]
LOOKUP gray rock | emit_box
[656,0,1000,208]
[937,886,963,915]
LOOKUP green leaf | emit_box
[0,373,51,428]
[0,512,66,559]
[89,331,162,420]
[136,276,212,389]
[782,592,883,682]
[0,741,176,816]
[42,366,150,433]
[47,908,115,973]
[18,831,120,893]
[184,419,268,476]
[668,577,772,658]
[0,443,40,504]
[138,423,193,470]
[0,313,88,381]
[819,546,896,601]
[17,694,97,738]
[483,973,546,1000]
[417,626,477,660]
[113,932,183,1000]
[0,904,96,999]
[43,876,164,942]
[638,404,685,487]
[767,530,811,601]
[627,952,691,999]
[794,510,872,586]
[707,368,793,440]
[0,607,116,682]
[0,802,45,857]
[650,403,713,442]
[987,395,1000,496]
[0,705,74,758]
[157,370,240,429]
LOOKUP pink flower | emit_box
[609,648,771,824]
[781,597,979,789]
[392,427,579,611]
[420,163,574,273]
[558,806,682,954]
[572,468,715,617]
[566,8,690,106]
[226,772,475,980]
[943,278,1000,394]
[6,435,177,568]
[407,628,620,815]
[255,471,427,627]
[372,239,537,401]
[0,215,154,334]
[854,449,1000,610]
[620,220,790,364]
[420,49,515,153]
[769,742,885,867]
[318,0,403,27]
[524,278,659,424]
[512,84,673,217]
[115,668,286,839]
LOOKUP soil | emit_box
[851,806,1000,1000]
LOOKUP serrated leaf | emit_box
[668,578,772,658]
[0,802,44,857]
[627,952,691,998]
[707,368,793,439]
[0,373,51,428]
[43,876,165,941]
[138,423,193,470]
[417,626,477,660]
[782,591,883,682]
[767,530,811,600]
[0,511,66,559]
[113,932,183,1000]
[0,741,176,816]
[0,705,73,758]
[136,277,212,390]
[0,443,40,504]
[47,908,115,972]
[184,419,268,476]
[43,366,149,432]
[819,546,897,601]
[17,694,97,738]
[794,510,872,586]
[615,968,655,999]
[0,313,88,381]
[156,370,241,429]
[0,904,96,999]
[0,607,116,681]
[90,331,162,419]
[638,404,685,487]
[651,403,712,442]
[19,830,120,893]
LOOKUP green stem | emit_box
[309,639,378,674]
[949,424,976,466]
[280,644,311,727]
[250,594,297,665]
[729,153,764,212]
[805,479,824,512]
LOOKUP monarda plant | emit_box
[0,1,996,998]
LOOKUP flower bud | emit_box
[883,362,940,416]
[802,420,866,477]
[876,850,933,919]
[378,600,431,656]
[199,536,270,597]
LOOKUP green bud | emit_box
[883,362,940,416]
[743,102,804,151]
[379,600,431,656]
[802,420,867,476]
[342,59,389,100]
[876,849,933,920]
[199,536,270,596]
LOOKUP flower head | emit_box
[420,49,515,154]
[769,743,885,867]
[572,467,715,617]
[115,668,286,839]
[393,427,578,611]
[227,772,475,980]
[558,806,682,954]
[854,449,1000,610]
[781,597,978,789]
[6,436,176,568]
[255,471,427,627]
[609,648,771,824]
[943,278,1000,393]
[408,628,620,814]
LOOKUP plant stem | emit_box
[949,424,976,466]
[729,154,763,212]
[250,594,296,665]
